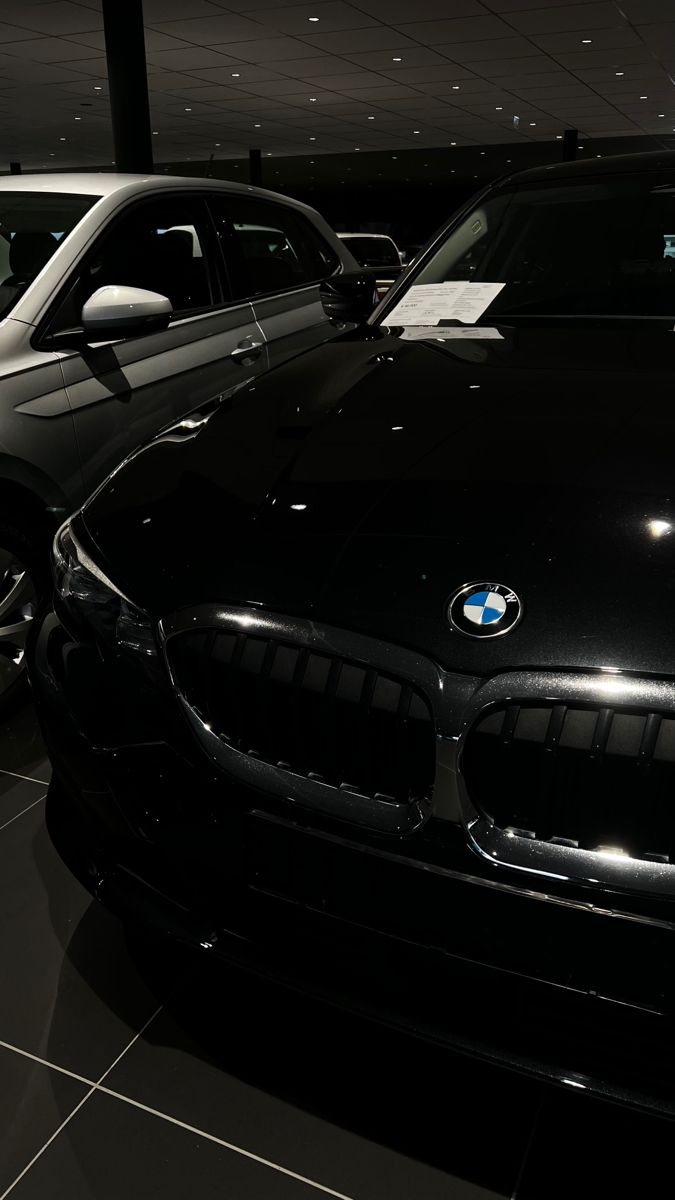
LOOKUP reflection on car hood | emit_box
[82,323,675,678]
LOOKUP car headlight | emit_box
[53,521,156,656]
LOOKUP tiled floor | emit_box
[1,700,674,1199]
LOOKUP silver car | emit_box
[0,173,357,709]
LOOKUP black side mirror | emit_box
[320,270,378,323]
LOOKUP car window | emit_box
[0,191,97,321]
[49,195,218,336]
[209,195,339,300]
[407,175,675,320]
[341,236,400,269]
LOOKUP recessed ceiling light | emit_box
[581,38,592,43]
[450,140,456,146]
[309,135,316,140]
[59,136,66,141]
[231,72,240,77]
[152,130,158,134]
[659,112,666,117]
[495,106,503,110]
[184,107,192,111]
[506,158,511,162]
[596,153,602,157]
[529,121,536,126]
[452,84,460,90]
[49,151,55,156]
[215,142,221,146]
[578,144,584,148]
[392,56,402,62]
[254,123,261,127]
[74,115,81,120]
[480,150,486,155]
[392,155,397,159]
[556,134,562,139]
[640,94,647,99]
[267,151,272,156]
[93,84,102,90]
[413,129,420,133]
[309,96,317,102]
[308,15,319,20]
[615,71,624,76]
[355,146,360,150]
[367,115,375,119]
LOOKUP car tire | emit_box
[0,517,48,719]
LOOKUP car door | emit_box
[39,193,268,495]
[208,194,340,373]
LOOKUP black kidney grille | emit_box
[168,630,435,806]
[463,703,675,863]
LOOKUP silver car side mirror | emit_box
[81,285,172,341]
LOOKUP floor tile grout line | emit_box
[0,1035,356,1199]
[0,768,50,788]
[93,1003,165,1087]
[0,1039,94,1089]
[95,1086,357,1200]
[0,795,45,834]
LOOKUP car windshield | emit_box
[0,191,98,321]
[406,174,675,321]
[343,235,400,268]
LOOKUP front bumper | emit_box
[29,604,675,1117]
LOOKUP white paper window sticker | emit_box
[385,281,506,327]
[398,326,503,341]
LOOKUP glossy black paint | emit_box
[27,153,675,1113]
[82,322,675,680]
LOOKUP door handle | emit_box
[230,339,263,363]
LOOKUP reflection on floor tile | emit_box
[106,958,540,1199]
[6,1090,343,1200]
[0,700,50,784]
[0,1044,87,1194]
[0,803,177,1079]
[517,1088,675,1198]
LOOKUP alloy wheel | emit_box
[0,547,37,696]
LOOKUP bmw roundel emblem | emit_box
[448,582,522,639]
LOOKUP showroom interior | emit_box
[2,0,675,1196]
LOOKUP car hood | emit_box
[82,323,675,678]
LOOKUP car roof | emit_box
[0,171,320,216]
[507,148,675,186]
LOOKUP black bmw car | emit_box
[29,151,675,1114]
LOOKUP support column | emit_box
[562,128,578,162]
[102,0,153,174]
[249,148,262,187]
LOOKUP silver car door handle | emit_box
[230,339,263,363]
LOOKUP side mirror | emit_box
[81,285,172,342]
[320,270,378,323]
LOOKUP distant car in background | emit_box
[0,172,357,712]
[337,232,404,297]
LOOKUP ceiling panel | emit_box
[301,28,418,52]
[349,0,485,18]
[505,3,622,35]
[226,37,329,61]
[344,47,450,69]
[245,4,380,35]
[396,15,514,43]
[437,36,539,60]
[148,14,271,43]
